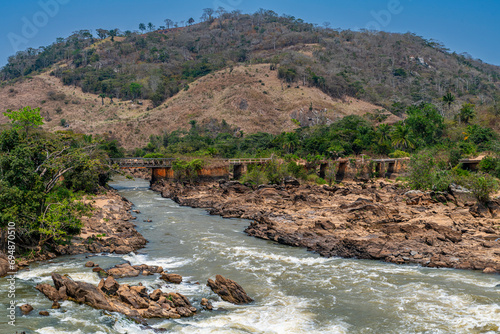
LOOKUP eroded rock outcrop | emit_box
[151,179,500,273]
[36,273,196,322]
[207,275,253,304]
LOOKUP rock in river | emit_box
[207,275,253,305]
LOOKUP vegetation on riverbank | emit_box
[0,107,116,256]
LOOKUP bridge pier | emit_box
[233,164,244,180]
[151,167,174,183]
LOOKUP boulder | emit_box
[207,275,253,305]
[284,177,300,187]
[161,273,183,284]
[35,283,67,301]
[51,301,60,309]
[149,289,162,301]
[0,251,12,277]
[107,264,140,278]
[201,298,213,310]
[85,261,95,267]
[39,311,49,316]
[98,276,120,296]
[52,273,113,311]
[114,245,133,254]
[20,304,34,314]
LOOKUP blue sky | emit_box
[1,0,499,67]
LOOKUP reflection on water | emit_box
[1,176,499,334]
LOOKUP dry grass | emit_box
[0,63,393,150]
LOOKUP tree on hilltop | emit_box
[138,23,146,33]
[164,18,173,29]
[96,28,108,40]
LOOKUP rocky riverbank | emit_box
[0,188,147,277]
[151,178,500,274]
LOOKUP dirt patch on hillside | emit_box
[0,64,398,149]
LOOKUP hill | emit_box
[1,9,499,148]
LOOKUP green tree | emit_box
[99,93,106,105]
[442,92,455,110]
[458,103,476,124]
[129,82,142,100]
[138,23,146,32]
[96,28,108,39]
[147,22,155,32]
[108,29,117,42]
[188,17,195,26]
[3,106,44,135]
[391,123,415,150]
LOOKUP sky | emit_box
[1,0,499,68]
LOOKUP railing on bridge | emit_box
[227,158,272,165]
[110,157,273,168]
[111,158,176,168]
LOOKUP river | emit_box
[1,177,499,333]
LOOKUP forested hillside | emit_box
[2,8,500,114]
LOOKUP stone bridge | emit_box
[110,157,408,182]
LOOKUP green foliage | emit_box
[3,106,44,134]
[143,152,165,158]
[0,113,114,253]
[457,103,476,124]
[171,158,204,182]
[407,153,436,190]
[461,172,499,203]
[241,166,268,185]
[389,150,410,158]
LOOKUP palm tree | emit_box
[376,123,391,145]
[138,23,146,33]
[147,22,155,32]
[442,92,455,110]
[99,93,106,105]
[391,123,415,150]
[458,103,476,124]
[282,132,299,154]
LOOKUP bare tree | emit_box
[164,19,173,29]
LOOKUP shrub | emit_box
[241,167,268,185]
[143,152,165,158]
[462,172,499,203]
[407,153,435,190]
[389,150,410,158]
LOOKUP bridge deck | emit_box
[111,158,272,168]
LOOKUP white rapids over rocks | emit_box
[1,176,498,334]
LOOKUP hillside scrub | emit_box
[2,9,499,112]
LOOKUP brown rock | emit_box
[20,304,34,314]
[117,285,149,309]
[161,273,183,284]
[98,276,120,296]
[85,261,95,267]
[93,267,104,272]
[39,311,49,316]
[114,245,133,254]
[201,297,213,310]
[36,283,66,301]
[51,301,60,309]
[0,251,14,277]
[107,264,140,278]
[207,275,253,304]
[483,267,497,274]
[149,289,162,301]
[52,273,113,311]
